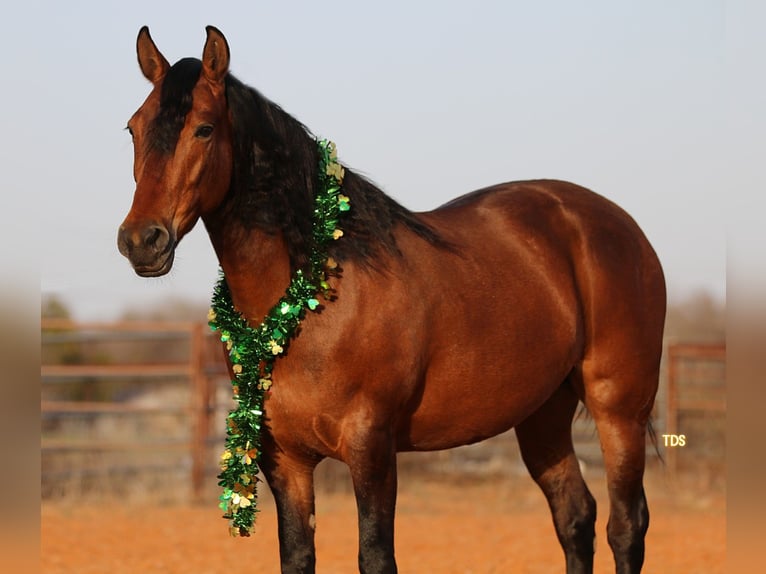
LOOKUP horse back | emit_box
[428,179,666,357]
[427,179,665,320]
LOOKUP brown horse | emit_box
[118,26,665,574]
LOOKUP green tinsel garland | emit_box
[208,139,350,537]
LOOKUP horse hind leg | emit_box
[579,359,659,574]
[515,381,597,574]
[592,410,651,573]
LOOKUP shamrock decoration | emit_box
[208,139,349,536]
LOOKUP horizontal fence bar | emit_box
[41,319,198,333]
[41,401,192,415]
[42,439,193,452]
[43,463,190,482]
[667,343,726,360]
[41,364,194,379]
[676,398,727,412]
[43,331,196,344]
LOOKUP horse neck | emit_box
[203,217,292,321]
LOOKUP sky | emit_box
[8,1,762,320]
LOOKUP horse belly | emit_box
[398,328,578,452]
[396,242,580,449]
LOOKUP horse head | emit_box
[118,26,233,276]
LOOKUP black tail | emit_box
[575,402,664,465]
[647,418,664,465]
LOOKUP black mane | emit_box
[158,58,448,271]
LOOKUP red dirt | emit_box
[41,470,724,573]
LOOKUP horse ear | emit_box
[202,26,230,87]
[136,26,169,84]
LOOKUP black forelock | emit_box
[147,58,202,154]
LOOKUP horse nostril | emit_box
[118,224,171,258]
[117,226,133,256]
[143,225,170,252]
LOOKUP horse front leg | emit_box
[346,429,399,574]
[260,447,321,574]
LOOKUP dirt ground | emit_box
[41,468,724,573]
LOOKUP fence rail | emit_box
[665,342,726,472]
[41,320,726,499]
[42,364,196,379]
[41,319,224,499]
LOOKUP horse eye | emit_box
[195,124,214,139]
[125,126,134,138]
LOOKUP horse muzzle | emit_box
[117,222,176,277]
